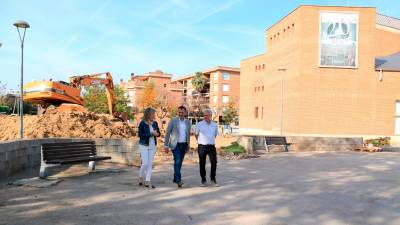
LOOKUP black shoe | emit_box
[177,181,184,188]
[200,179,207,187]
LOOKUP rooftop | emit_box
[173,66,240,82]
[377,13,400,30]
[265,5,400,32]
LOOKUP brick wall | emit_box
[242,135,362,152]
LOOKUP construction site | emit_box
[0,72,136,141]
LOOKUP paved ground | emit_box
[1,152,400,225]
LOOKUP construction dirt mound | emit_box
[0,109,135,141]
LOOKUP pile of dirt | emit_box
[0,109,135,141]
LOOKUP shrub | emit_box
[223,141,246,155]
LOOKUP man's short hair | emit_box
[203,108,213,116]
[178,105,187,111]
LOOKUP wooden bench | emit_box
[265,136,291,152]
[39,141,111,178]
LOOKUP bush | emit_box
[223,141,246,155]
[0,105,10,114]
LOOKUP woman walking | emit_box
[138,107,160,188]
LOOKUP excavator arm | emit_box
[69,72,116,115]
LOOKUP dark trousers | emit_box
[172,142,187,183]
[198,144,217,181]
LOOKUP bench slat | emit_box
[43,147,95,153]
[43,144,95,150]
[42,141,95,145]
[44,153,95,161]
[44,149,95,154]
[46,156,111,164]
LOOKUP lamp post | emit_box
[277,66,286,136]
[13,20,30,139]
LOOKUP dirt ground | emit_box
[1,152,400,225]
[0,109,134,141]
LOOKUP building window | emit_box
[262,86,264,91]
[261,107,264,119]
[213,96,217,104]
[214,84,218,92]
[213,72,218,81]
[254,107,259,119]
[222,96,229,104]
[262,64,265,69]
[222,84,229,92]
[163,84,167,88]
[254,87,257,92]
[258,87,260,92]
[222,72,230,80]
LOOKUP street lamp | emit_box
[277,66,286,136]
[13,20,30,139]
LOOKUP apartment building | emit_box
[174,66,240,123]
[240,5,400,136]
[120,70,184,122]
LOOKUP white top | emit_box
[178,119,187,143]
[149,125,156,149]
[195,120,218,145]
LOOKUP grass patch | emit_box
[222,142,246,155]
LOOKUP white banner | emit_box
[320,12,358,68]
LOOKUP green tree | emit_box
[83,85,109,113]
[83,85,128,114]
[222,100,238,125]
[191,72,206,121]
[114,86,128,113]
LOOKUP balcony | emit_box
[170,83,184,90]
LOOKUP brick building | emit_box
[174,66,240,123]
[120,70,184,124]
[240,5,400,136]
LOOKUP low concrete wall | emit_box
[241,135,363,152]
[0,138,140,178]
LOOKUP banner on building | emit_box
[319,12,358,68]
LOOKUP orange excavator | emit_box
[23,72,116,115]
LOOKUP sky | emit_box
[0,0,399,90]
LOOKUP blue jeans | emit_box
[172,142,187,183]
